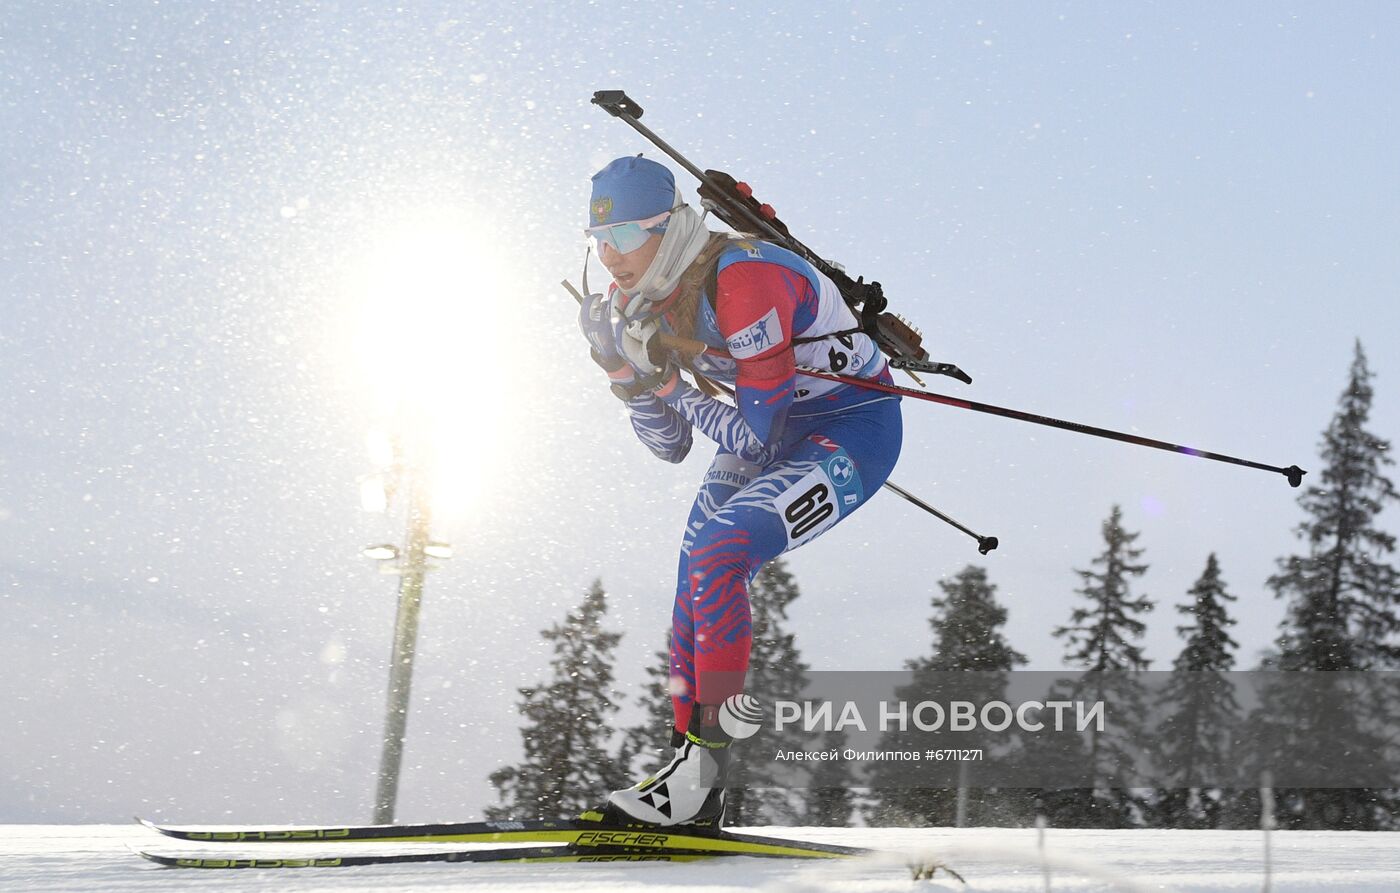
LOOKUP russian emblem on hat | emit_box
[591,196,613,225]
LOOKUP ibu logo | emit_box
[726,308,783,360]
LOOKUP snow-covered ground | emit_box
[3,823,1398,892]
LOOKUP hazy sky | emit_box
[3,2,1397,823]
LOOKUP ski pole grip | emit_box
[656,331,710,359]
[592,91,644,119]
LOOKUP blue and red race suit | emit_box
[613,239,903,731]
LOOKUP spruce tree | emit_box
[1048,505,1154,827]
[1270,340,1400,671]
[915,565,1029,674]
[617,637,675,778]
[1173,554,1239,673]
[866,565,1027,826]
[1153,553,1241,828]
[800,729,856,826]
[486,580,627,820]
[1257,341,1400,829]
[1056,506,1154,673]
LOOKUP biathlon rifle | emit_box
[591,90,970,387]
[584,89,1305,495]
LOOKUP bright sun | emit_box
[346,212,517,520]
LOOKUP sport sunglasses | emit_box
[584,206,682,255]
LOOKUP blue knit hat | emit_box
[589,155,675,227]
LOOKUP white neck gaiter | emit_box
[616,189,712,320]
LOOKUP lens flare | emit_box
[345,212,522,519]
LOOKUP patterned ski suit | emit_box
[616,239,903,731]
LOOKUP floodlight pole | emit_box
[372,471,433,824]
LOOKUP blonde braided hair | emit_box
[660,232,744,398]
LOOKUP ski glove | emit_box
[617,317,663,376]
[579,293,669,399]
[578,292,626,373]
[616,317,679,396]
[607,364,680,401]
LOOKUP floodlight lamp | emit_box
[423,542,454,560]
[362,544,400,561]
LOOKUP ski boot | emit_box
[600,704,732,828]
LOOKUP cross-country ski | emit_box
[7,5,1399,892]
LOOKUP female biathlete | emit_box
[578,156,903,827]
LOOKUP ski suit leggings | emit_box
[668,395,902,730]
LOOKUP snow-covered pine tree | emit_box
[1056,506,1154,673]
[1172,554,1239,673]
[865,565,1027,826]
[726,557,812,826]
[800,728,856,826]
[486,580,627,820]
[616,637,674,776]
[1152,553,1241,828]
[1270,340,1399,671]
[1048,505,1154,828]
[913,565,1029,674]
[1257,341,1400,829]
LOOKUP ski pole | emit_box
[883,480,999,555]
[563,281,997,552]
[644,327,1303,487]
[590,90,1304,490]
[795,368,1307,488]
